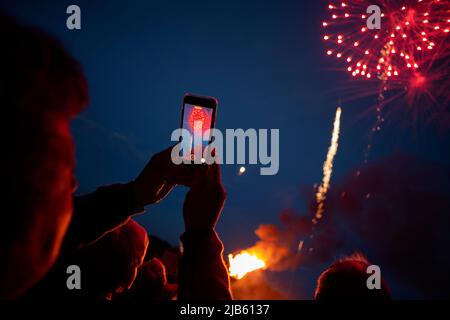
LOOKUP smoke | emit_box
[232,108,342,275]
[233,154,450,299]
[322,154,450,298]
[239,209,311,272]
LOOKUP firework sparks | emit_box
[322,0,450,111]
[323,0,448,80]
[228,251,266,279]
[314,107,342,222]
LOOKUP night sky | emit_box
[3,0,450,299]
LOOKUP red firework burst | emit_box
[323,0,450,112]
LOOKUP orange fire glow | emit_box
[228,251,266,280]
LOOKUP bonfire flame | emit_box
[228,251,266,279]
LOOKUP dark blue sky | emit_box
[3,0,450,299]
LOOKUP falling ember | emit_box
[297,240,304,253]
[314,107,342,222]
[228,251,266,279]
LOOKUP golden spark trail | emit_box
[314,107,342,222]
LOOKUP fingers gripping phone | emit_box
[180,93,217,161]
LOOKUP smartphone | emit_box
[180,93,217,160]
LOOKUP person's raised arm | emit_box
[178,163,232,300]
[65,147,178,249]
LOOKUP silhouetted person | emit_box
[23,219,148,301]
[1,13,88,299]
[119,258,178,301]
[145,235,179,285]
[1,13,231,300]
[314,253,391,300]
[69,219,149,300]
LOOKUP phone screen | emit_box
[182,103,214,155]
